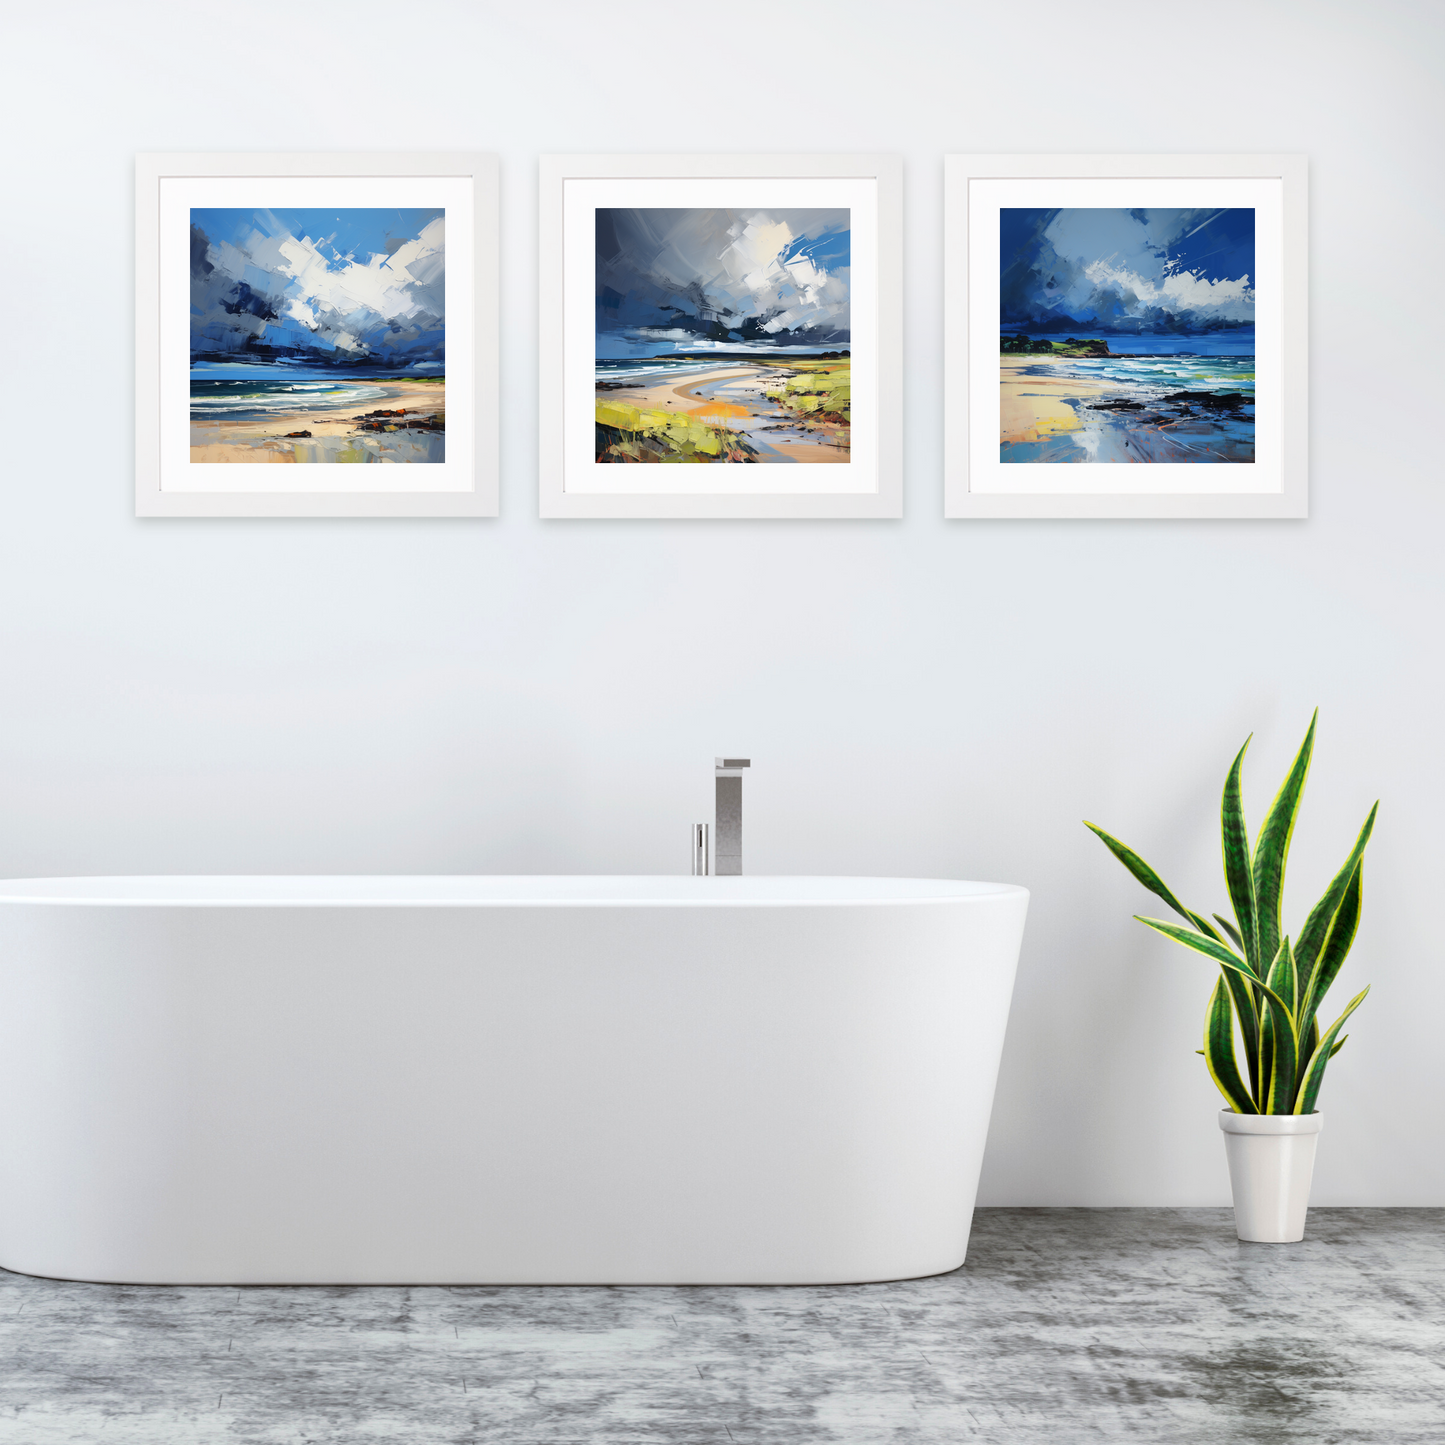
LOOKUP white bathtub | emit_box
[0,875,1028,1286]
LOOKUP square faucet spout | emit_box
[714,758,750,876]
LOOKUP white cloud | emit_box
[197,214,445,361]
[1082,260,1254,321]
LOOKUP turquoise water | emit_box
[1065,353,1255,398]
[1004,354,1255,464]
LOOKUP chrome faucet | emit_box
[714,758,750,875]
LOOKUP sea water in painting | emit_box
[595,208,851,464]
[189,208,445,464]
[1000,208,1255,463]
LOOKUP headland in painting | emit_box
[998,207,1257,463]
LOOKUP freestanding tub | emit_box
[0,875,1028,1286]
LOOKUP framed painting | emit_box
[944,154,1307,519]
[538,153,902,519]
[136,152,498,518]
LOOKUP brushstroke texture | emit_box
[999,207,1256,465]
[1001,208,1254,338]
[191,208,445,371]
[594,208,852,464]
[188,208,446,464]
[597,208,849,357]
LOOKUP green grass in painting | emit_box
[595,400,759,463]
[763,360,851,426]
[1000,339,1111,358]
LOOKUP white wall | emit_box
[3,0,1440,1205]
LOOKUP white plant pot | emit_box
[1219,1109,1323,1242]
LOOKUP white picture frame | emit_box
[943,154,1308,520]
[538,153,902,520]
[136,152,499,518]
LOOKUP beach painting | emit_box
[1000,208,1256,464]
[593,208,852,465]
[189,207,446,464]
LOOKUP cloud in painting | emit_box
[190,208,445,369]
[1001,208,1255,335]
[597,208,850,356]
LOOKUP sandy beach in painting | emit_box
[999,353,1255,464]
[191,380,445,465]
[997,207,1257,465]
[597,364,848,464]
[189,205,447,465]
[1000,357,1113,449]
[593,205,852,466]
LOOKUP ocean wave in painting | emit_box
[190,380,389,421]
[187,208,445,464]
[999,208,1256,464]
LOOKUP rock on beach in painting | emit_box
[999,207,1257,464]
[188,377,446,464]
[1000,343,1255,464]
[188,205,446,463]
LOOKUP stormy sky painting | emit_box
[596,208,850,359]
[591,208,855,464]
[190,207,445,371]
[1001,207,1255,339]
[999,207,1257,465]
[188,208,447,465]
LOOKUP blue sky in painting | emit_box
[190,207,445,370]
[191,208,442,269]
[596,208,851,357]
[1001,208,1255,336]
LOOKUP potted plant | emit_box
[1086,711,1376,1242]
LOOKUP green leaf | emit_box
[1204,975,1257,1113]
[1217,960,1262,1106]
[1298,863,1363,1068]
[1252,711,1318,974]
[1295,987,1370,1114]
[1138,919,1300,1109]
[1298,826,1373,1037]
[1085,822,1199,927]
[1261,939,1300,1111]
[1187,910,1228,945]
[1213,914,1244,951]
[1261,1007,1299,1114]
[1133,916,1260,981]
[1297,808,1376,975]
[1137,916,1301,1114]
[1265,937,1300,1018]
[1328,1034,1348,1059]
[1221,736,1259,971]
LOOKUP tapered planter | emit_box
[1219,1110,1323,1242]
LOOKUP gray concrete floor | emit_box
[0,1208,1440,1443]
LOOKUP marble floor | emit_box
[0,1209,1440,1444]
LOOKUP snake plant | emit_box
[1086,712,1375,1114]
